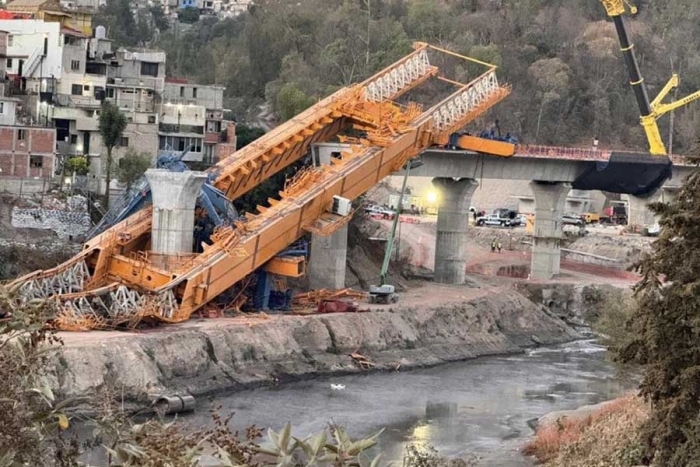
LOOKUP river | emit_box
[179,339,637,466]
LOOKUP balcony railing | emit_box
[158,123,204,135]
[55,94,102,109]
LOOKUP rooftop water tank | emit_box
[95,25,106,39]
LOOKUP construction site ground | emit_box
[57,215,641,348]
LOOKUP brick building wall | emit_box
[0,126,56,178]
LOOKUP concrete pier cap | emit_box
[146,169,208,260]
[432,177,479,285]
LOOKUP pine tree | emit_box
[623,157,700,466]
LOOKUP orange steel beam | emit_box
[99,70,509,322]
[11,45,510,329]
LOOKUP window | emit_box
[106,88,115,98]
[71,84,82,95]
[0,102,4,114]
[5,58,11,69]
[7,35,12,47]
[17,129,26,141]
[180,86,184,97]
[140,61,158,77]
[30,156,43,168]
[64,35,81,46]
[71,60,80,71]
[83,85,90,91]
[118,137,129,147]
[70,134,78,145]
[192,87,197,98]
[148,115,156,124]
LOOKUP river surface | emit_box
[179,339,638,466]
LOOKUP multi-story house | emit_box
[1,15,236,193]
[161,79,235,164]
[0,94,56,178]
[0,30,56,179]
[5,0,93,35]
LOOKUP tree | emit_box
[64,156,89,176]
[93,0,138,47]
[149,3,170,32]
[116,150,152,192]
[178,6,200,24]
[136,10,153,45]
[275,82,315,122]
[235,124,266,149]
[98,101,127,209]
[620,160,700,465]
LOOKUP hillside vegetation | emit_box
[105,0,700,152]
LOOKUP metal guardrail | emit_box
[516,144,611,160]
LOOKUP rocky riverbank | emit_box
[48,284,587,407]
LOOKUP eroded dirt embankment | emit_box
[49,287,580,405]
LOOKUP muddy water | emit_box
[181,340,637,466]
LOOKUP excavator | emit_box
[9,43,512,330]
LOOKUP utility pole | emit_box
[669,60,680,155]
[365,0,371,66]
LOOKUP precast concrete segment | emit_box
[308,223,348,290]
[433,178,479,284]
[146,169,208,256]
[530,181,571,280]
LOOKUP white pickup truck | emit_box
[476,214,518,227]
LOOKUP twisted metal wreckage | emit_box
[11,43,511,330]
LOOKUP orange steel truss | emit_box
[11,43,511,330]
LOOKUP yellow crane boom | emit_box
[600,0,700,155]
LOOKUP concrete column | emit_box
[433,178,478,285]
[530,181,570,280]
[627,193,660,227]
[308,223,348,290]
[146,169,207,259]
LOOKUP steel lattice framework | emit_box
[11,43,510,330]
[362,48,433,102]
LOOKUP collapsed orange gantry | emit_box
[11,43,510,330]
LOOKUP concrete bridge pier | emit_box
[627,194,659,227]
[308,224,348,290]
[433,177,479,284]
[627,187,679,227]
[530,181,570,280]
[146,169,208,269]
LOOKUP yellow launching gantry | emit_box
[11,43,510,330]
[600,0,700,155]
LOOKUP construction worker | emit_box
[491,239,497,253]
[497,241,502,253]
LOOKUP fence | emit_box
[0,176,55,199]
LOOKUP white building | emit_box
[0,96,21,125]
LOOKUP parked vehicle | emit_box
[582,212,600,224]
[364,205,395,219]
[644,223,660,237]
[493,208,517,219]
[562,214,584,226]
[476,214,519,227]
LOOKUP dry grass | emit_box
[523,394,649,466]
